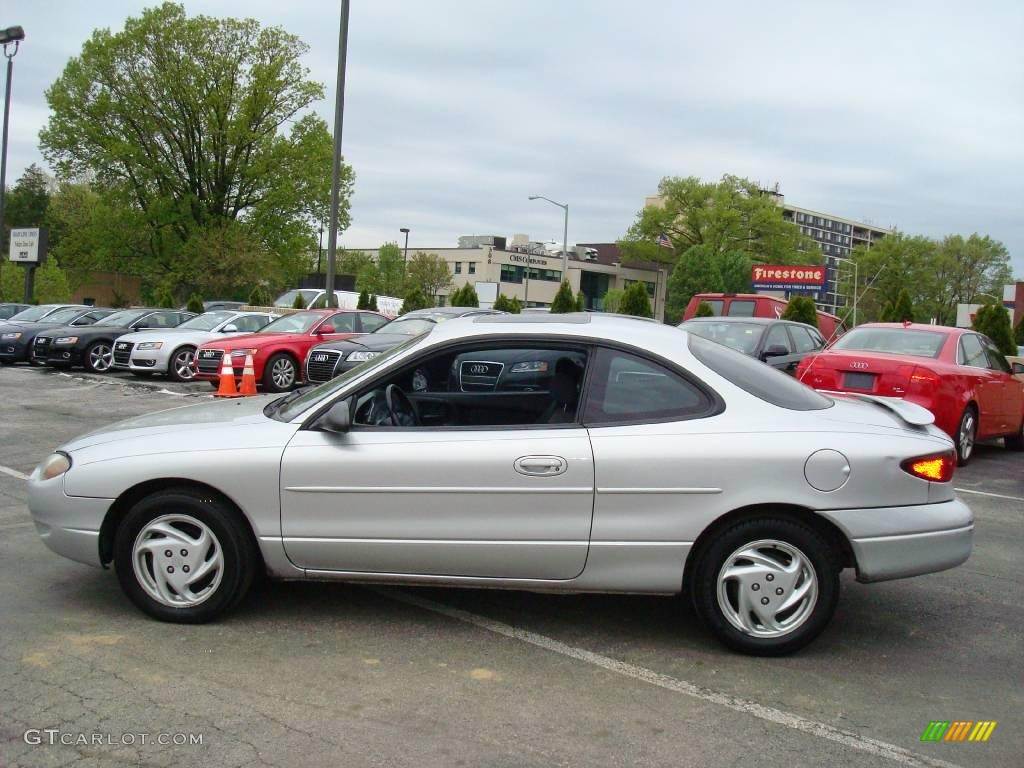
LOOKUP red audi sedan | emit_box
[796,322,1024,465]
[193,309,384,392]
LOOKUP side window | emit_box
[959,334,987,369]
[231,315,264,333]
[726,300,756,317]
[583,348,714,425]
[308,293,328,309]
[325,313,357,333]
[764,325,794,353]
[138,312,170,328]
[981,338,1011,374]
[702,300,724,316]
[789,326,820,353]
[359,313,389,333]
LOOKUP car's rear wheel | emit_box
[113,489,256,623]
[168,346,196,382]
[263,353,297,392]
[84,341,114,372]
[955,406,977,466]
[692,517,839,656]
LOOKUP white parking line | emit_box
[0,465,30,481]
[383,590,963,768]
[955,487,1024,503]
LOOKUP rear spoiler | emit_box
[822,392,935,426]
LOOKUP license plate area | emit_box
[843,371,876,390]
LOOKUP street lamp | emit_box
[399,227,410,267]
[0,25,26,298]
[324,2,350,308]
[528,195,569,279]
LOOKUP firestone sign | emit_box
[751,265,825,292]
[8,228,47,264]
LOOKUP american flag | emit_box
[656,233,673,249]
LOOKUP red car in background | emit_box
[193,309,385,392]
[682,293,848,341]
[797,322,1024,465]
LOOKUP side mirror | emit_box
[319,398,351,433]
[1012,362,1024,375]
[318,324,336,335]
[222,324,238,333]
[762,344,789,360]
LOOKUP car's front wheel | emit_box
[263,353,297,392]
[84,341,114,372]
[692,517,839,656]
[167,346,196,382]
[113,489,257,623]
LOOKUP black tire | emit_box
[167,345,197,382]
[0,359,12,365]
[209,379,222,390]
[83,340,114,373]
[113,488,257,623]
[954,406,977,467]
[131,371,154,378]
[1005,416,1024,451]
[262,352,297,392]
[691,517,840,656]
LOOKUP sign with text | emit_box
[751,265,825,292]
[9,228,48,264]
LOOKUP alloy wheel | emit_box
[271,358,295,389]
[959,412,975,462]
[88,343,113,371]
[132,514,224,608]
[172,348,195,380]
[716,539,818,638]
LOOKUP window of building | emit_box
[468,262,476,275]
[454,262,462,274]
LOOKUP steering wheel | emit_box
[385,384,420,427]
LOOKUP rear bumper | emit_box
[818,498,973,582]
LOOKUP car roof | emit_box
[422,312,677,347]
[403,307,501,317]
[855,322,959,333]
[683,317,781,326]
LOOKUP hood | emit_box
[38,323,131,340]
[61,395,278,452]
[314,333,410,354]
[0,320,58,334]
[116,328,212,345]
[198,331,313,351]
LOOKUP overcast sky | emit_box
[5,0,1023,275]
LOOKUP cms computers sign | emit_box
[751,265,825,292]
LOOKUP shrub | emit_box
[694,301,715,317]
[291,292,306,309]
[248,285,272,307]
[400,287,431,314]
[549,280,577,313]
[619,282,653,318]
[781,295,818,328]
[972,302,1016,357]
[356,289,370,310]
[186,293,205,314]
[450,283,479,307]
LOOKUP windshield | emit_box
[830,327,947,358]
[273,289,319,308]
[377,317,437,336]
[39,308,84,324]
[272,336,425,422]
[9,305,62,322]
[177,311,234,331]
[259,311,323,334]
[680,321,765,355]
[96,309,149,326]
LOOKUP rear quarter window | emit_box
[687,333,833,411]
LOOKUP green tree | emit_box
[492,293,514,312]
[575,291,586,312]
[357,290,370,310]
[694,301,715,317]
[972,302,1016,357]
[450,283,479,307]
[374,243,406,297]
[619,281,654,318]
[248,285,272,307]
[880,288,915,323]
[781,296,818,328]
[1,165,54,298]
[0,260,72,304]
[400,287,431,314]
[664,245,752,323]
[368,294,379,311]
[155,287,176,308]
[186,293,205,314]
[550,280,577,313]
[1014,316,1024,346]
[291,292,306,309]
[39,2,352,298]
[602,288,624,314]
[405,252,452,299]
[508,296,522,314]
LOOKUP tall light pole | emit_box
[834,256,858,327]
[399,227,410,267]
[528,195,569,279]
[0,26,26,299]
[324,1,350,309]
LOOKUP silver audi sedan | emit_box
[27,314,973,655]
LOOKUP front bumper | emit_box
[0,337,32,362]
[43,346,84,366]
[819,498,973,582]
[27,466,112,568]
[123,349,171,373]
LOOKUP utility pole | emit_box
[0,27,27,297]
[324,1,350,308]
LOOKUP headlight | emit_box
[1,332,21,340]
[38,452,71,480]
[54,336,78,345]
[346,350,381,362]
[510,360,548,373]
[136,341,163,350]
[231,348,258,357]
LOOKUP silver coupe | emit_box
[28,314,973,655]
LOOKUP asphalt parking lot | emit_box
[0,365,1021,768]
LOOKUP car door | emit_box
[760,323,800,373]
[981,337,1020,433]
[279,341,595,579]
[958,333,1003,437]
[358,312,389,333]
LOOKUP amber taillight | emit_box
[900,451,955,483]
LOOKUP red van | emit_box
[682,293,847,340]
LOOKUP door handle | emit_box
[514,455,567,477]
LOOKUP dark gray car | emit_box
[679,317,826,375]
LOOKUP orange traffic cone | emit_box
[214,353,240,398]
[238,352,258,396]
